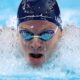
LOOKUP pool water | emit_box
[0,26,80,80]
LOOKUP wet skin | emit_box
[17,20,62,66]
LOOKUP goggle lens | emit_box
[19,30,54,41]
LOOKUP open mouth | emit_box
[29,53,43,63]
[29,53,43,58]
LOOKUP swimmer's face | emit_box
[17,20,62,66]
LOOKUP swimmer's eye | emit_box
[19,30,34,40]
[39,30,54,41]
[19,29,54,41]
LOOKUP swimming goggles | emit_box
[19,27,58,41]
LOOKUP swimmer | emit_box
[17,0,63,66]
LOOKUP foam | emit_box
[0,25,80,79]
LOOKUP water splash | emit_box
[0,25,80,79]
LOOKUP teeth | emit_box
[30,53,43,58]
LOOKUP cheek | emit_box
[46,40,55,50]
[47,35,59,49]
[19,38,29,52]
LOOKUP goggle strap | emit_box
[54,27,58,33]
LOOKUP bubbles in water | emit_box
[0,25,80,79]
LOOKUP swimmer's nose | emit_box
[29,38,43,50]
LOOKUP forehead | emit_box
[18,20,57,32]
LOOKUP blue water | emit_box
[0,11,80,80]
[0,75,80,80]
